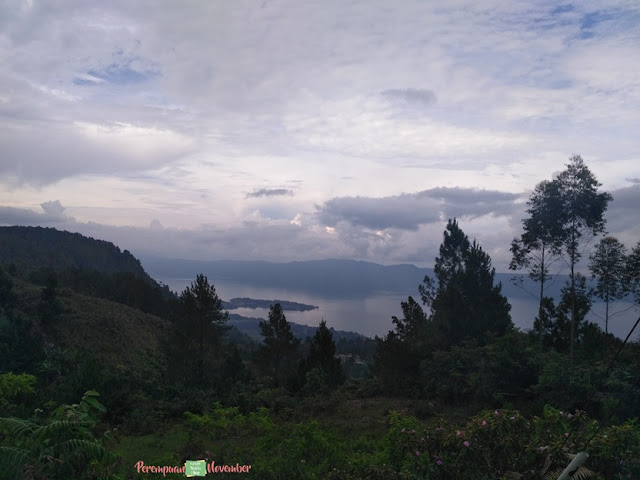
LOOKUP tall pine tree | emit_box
[420,218,512,346]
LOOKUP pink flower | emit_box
[494,410,499,415]
[481,420,488,426]
[437,459,443,466]
[463,441,470,448]
[567,413,574,419]
[456,430,463,437]
[415,450,421,457]
[435,426,443,431]
[564,432,569,438]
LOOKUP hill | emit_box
[0,226,152,282]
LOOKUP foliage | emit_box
[305,320,345,391]
[0,373,36,415]
[420,218,513,347]
[588,237,628,334]
[384,406,638,480]
[256,303,301,389]
[553,155,612,364]
[38,271,62,325]
[510,179,564,350]
[626,240,640,304]
[0,390,121,480]
[175,274,229,386]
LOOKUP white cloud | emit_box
[0,0,639,266]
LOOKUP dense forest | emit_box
[1,156,639,479]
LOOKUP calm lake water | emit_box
[155,277,639,340]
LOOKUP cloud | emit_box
[381,88,437,107]
[0,201,73,226]
[246,188,294,198]
[40,200,67,219]
[317,187,521,231]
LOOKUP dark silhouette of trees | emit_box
[510,179,564,351]
[38,271,62,325]
[626,241,640,304]
[257,303,300,388]
[307,320,344,389]
[420,218,512,347]
[588,236,628,334]
[554,155,611,365]
[178,274,229,383]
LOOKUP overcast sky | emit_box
[1,0,639,271]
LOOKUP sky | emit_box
[1,0,640,271]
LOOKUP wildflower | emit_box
[568,413,573,419]
[463,441,470,448]
[481,420,488,427]
[456,430,463,437]
[436,426,443,431]
[494,410,499,415]
[564,433,569,438]
[510,416,515,420]
[437,459,443,466]
[421,437,425,443]
[415,450,421,457]
[401,428,406,433]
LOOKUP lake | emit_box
[157,277,639,339]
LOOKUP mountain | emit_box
[139,256,568,300]
[0,226,152,282]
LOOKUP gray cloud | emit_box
[626,177,640,184]
[246,188,294,198]
[40,200,67,219]
[381,88,437,107]
[317,187,521,231]
[0,202,73,226]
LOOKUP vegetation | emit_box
[0,156,639,479]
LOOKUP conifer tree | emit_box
[420,219,512,346]
[257,303,300,388]
[308,320,344,388]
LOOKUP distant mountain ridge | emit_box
[140,256,569,300]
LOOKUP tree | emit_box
[588,236,628,334]
[554,155,612,365]
[374,296,437,393]
[420,219,512,347]
[257,303,300,388]
[307,320,344,389]
[178,274,229,382]
[626,241,640,304]
[38,271,62,325]
[510,179,564,351]
[552,274,593,352]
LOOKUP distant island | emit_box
[223,297,319,311]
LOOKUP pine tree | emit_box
[178,274,229,382]
[257,303,300,388]
[420,219,512,347]
[308,320,344,388]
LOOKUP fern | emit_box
[0,416,36,437]
[542,466,598,480]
